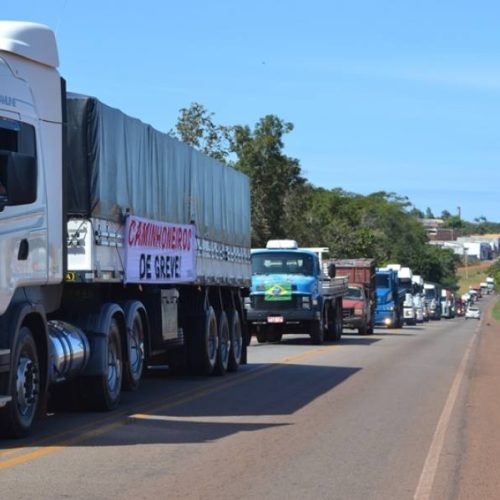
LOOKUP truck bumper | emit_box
[404,308,416,324]
[247,309,320,327]
[343,315,364,329]
[375,311,395,327]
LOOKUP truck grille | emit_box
[343,308,354,319]
[251,295,302,311]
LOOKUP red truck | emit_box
[331,259,376,335]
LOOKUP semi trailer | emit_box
[0,21,252,437]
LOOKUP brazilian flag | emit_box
[265,283,292,301]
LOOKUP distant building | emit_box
[429,239,491,261]
[459,234,500,256]
[420,218,463,241]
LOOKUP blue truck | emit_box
[245,241,347,344]
[374,267,405,328]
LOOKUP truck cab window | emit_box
[0,126,17,151]
[0,121,37,208]
[0,121,36,156]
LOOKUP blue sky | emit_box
[5,1,500,221]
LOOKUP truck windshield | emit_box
[425,289,435,300]
[376,274,389,288]
[345,287,363,299]
[252,252,314,276]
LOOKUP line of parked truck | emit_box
[0,22,493,440]
[245,240,493,344]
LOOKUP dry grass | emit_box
[457,262,492,295]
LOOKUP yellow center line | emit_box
[0,342,340,469]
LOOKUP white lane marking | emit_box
[413,325,479,500]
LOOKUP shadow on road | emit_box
[374,331,417,337]
[8,363,360,449]
[335,336,381,346]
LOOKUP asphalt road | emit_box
[0,304,488,500]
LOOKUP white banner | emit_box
[124,216,196,284]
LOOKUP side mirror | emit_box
[0,151,37,211]
[327,263,336,278]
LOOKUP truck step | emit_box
[0,395,12,408]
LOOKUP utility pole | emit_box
[464,247,468,280]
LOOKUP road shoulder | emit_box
[455,296,500,499]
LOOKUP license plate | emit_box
[267,316,284,324]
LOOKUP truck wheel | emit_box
[310,318,325,345]
[325,305,335,341]
[367,323,374,335]
[256,332,268,343]
[397,313,404,328]
[0,326,40,438]
[188,306,218,375]
[333,306,343,341]
[227,311,242,372]
[86,319,123,410]
[214,312,230,375]
[358,324,368,335]
[123,311,144,392]
[268,331,283,343]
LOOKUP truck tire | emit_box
[122,310,145,392]
[85,318,123,411]
[397,312,404,328]
[331,301,343,342]
[358,324,368,335]
[188,306,218,375]
[227,311,242,372]
[0,326,40,438]
[214,312,230,375]
[268,331,283,343]
[256,332,268,343]
[310,318,325,344]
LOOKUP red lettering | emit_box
[128,219,137,246]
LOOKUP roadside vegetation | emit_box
[170,103,499,290]
[492,300,500,322]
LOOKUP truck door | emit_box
[0,117,47,315]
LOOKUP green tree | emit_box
[171,102,232,163]
[231,115,305,246]
[413,245,460,290]
[442,215,464,229]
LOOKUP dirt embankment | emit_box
[457,261,493,273]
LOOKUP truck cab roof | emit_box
[0,21,59,67]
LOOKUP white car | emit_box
[465,306,481,320]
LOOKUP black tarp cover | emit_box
[65,94,251,247]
